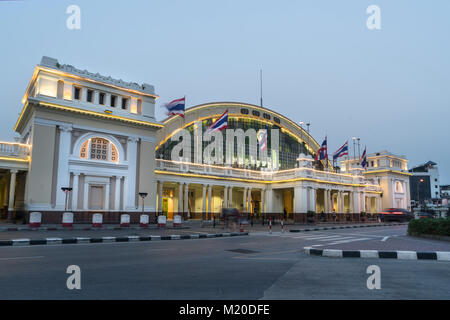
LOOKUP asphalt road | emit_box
[0,226,449,299]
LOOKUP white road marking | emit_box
[0,256,44,261]
[325,238,371,245]
[303,235,344,240]
[381,236,390,242]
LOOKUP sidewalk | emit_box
[0,220,406,240]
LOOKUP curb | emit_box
[0,226,190,232]
[0,232,248,247]
[289,223,406,233]
[304,247,450,261]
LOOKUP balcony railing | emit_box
[0,142,30,159]
[155,159,381,190]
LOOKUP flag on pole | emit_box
[164,97,185,118]
[206,109,228,134]
[315,136,327,161]
[257,129,268,151]
[361,147,367,169]
[332,141,349,161]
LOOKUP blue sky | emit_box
[0,0,449,183]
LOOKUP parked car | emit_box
[379,208,414,222]
[416,212,435,219]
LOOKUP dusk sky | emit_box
[0,0,449,182]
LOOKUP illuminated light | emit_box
[22,66,159,105]
[14,101,163,132]
[155,169,382,189]
[0,156,30,163]
[156,158,376,180]
[104,110,113,114]
[364,169,412,176]
[162,102,318,146]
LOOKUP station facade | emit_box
[0,57,411,222]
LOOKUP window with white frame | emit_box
[395,181,404,193]
[80,137,119,163]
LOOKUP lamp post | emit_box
[306,123,310,135]
[357,138,361,165]
[299,121,304,152]
[139,192,148,215]
[61,187,73,211]
[417,179,424,209]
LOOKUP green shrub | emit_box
[408,218,450,236]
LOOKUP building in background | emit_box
[0,57,414,223]
[340,151,411,211]
[409,161,441,206]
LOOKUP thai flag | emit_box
[164,97,185,118]
[315,136,327,161]
[206,110,228,133]
[361,147,367,169]
[257,129,268,151]
[332,141,349,161]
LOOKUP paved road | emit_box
[0,226,449,299]
[258,225,450,251]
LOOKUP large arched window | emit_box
[80,137,119,163]
[395,181,404,193]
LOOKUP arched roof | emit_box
[157,102,331,167]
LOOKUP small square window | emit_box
[122,98,128,110]
[74,87,81,100]
[110,95,117,107]
[99,93,105,105]
[87,90,93,103]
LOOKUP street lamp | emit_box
[139,192,148,215]
[417,178,424,209]
[299,121,304,151]
[61,187,73,211]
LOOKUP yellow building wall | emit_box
[26,123,56,207]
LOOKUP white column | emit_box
[8,169,17,213]
[337,191,342,213]
[178,182,183,213]
[353,191,361,213]
[83,179,89,210]
[223,186,228,209]
[183,183,189,213]
[228,186,233,207]
[158,181,163,213]
[125,137,138,210]
[243,187,247,213]
[324,189,328,213]
[115,176,122,211]
[310,188,316,212]
[72,173,80,210]
[248,188,252,214]
[202,184,207,216]
[105,182,110,211]
[294,186,308,213]
[360,192,366,213]
[207,184,212,218]
[55,125,72,209]
[261,189,265,214]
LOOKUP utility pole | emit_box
[260,69,263,108]
[357,138,361,164]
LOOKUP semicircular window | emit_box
[80,137,119,163]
